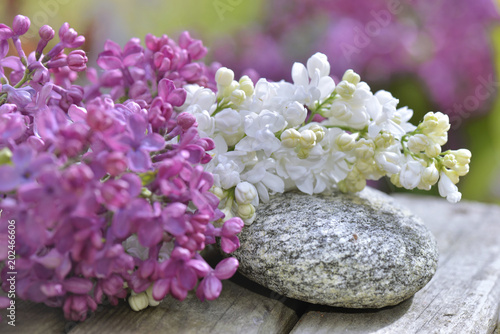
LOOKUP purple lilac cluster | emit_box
[213,0,499,120]
[0,15,242,322]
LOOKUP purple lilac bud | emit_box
[0,24,13,40]
[67,50,88,72]
[12,15,30,36]
[36,25,55,58]
[58,22,85,48]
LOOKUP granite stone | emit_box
[231,187,438,308]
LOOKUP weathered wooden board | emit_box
[2,194,500,334]
[0,298,70,334]
[0,271,302,334]
[290,194,500,334]
[69,272,301,334]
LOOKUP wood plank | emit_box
[290,194,500,334]
[69,272,302,334]
[0,298,71,334]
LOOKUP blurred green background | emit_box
[1,0,500,203]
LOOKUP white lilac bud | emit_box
[421,163,439,186]
[335,81,356,98]
[308,124,325,142]
[354,139,375,160]
[281,129,301,148]
[374,132,394,149]
[219,81,239,99]
[442,154,457,169]
[300,129,317,149]
[211,186,224,199]
[336,132,356,151]
[438,171,461,203]
[128,291,149,311]
[307,52,330,78]
[407,134,428,153]
[329,102,351,121]
[237,203,255,220]
[339,168,366,193]
[238,75,254,96]
[215,67,234,87]
[146,285,161,307]
[424,143,441,158]
[235,182,258,205]
[443,169,459,184]
[342,69,361,85]
[296,147,310,159]
[450,149,471,165]
[399,159,424,190]
[230,89,246,105]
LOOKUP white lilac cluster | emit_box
[179,53,471,224]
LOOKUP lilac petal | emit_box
[128,113,147,140]
[220,235,240,254]
[152,279,170,300]
[127,149,151,172]
[137,219,163,247]
[123,52,144,67]
[170,247,191,261]
[0,296,10,308]
[68,104,87,122]
[184,145,205,164]
[158,79,175,101]
[139,259,155,278]
[221,218,244,237]
[97,55,123,70]
[158,159,184,179]
[0,166,20,191]
[2,56,24,71]
[214,257,239,280]
[187,259,211,277]
[41,283,64,297]
[56,255,72,280]
[0,234,7,260]
[142,133,165,151]
[163,215,186,237]
[103,39,122,54]
[12,144,34,167]
[63,278,93,294]
[170,278,188,301]
[178,266,197,290]
[0,40,8,58]
[112,210,133,239]
[179,63,201,81]
[201,275,222,300]
[34,248,62,269]
[167,88,187,107]
[37,84,54,108]
[121,173,142,198]
[190,190,208,211]
[28,153,55,175]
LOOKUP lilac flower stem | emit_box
[13,68,33,88]
[12,37,27,65]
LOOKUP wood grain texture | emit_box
[3,194,500,334]
[69,273,301,334]
[290,194,500,334]
[0,298,71,334]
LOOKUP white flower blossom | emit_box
[176,52,471,224]
[438,171,462,203]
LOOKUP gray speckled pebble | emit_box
[231,187,438,308]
